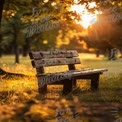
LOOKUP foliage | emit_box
[87,1,122,47]
[0,0,122,60]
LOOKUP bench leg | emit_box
[38,81,47,94]
[63,80,72,95]
[91,74,99,91]
[38,85,47,94]
[72,78,77,88]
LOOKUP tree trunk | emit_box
[0,47,2,57]
[15,43,19,63]
[22,38,30,57]
[12,22,20,63]
[0,0,5,24]
[108,48,111,60]
[0,0,5,58]
[13,34,19,63]
[108,48,117,60]
[96,50,100,58]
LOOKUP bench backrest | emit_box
[29,50,81,74]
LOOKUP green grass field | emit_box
[0,53,122,122]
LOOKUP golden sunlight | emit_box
[80,14,97,29]
[70,2,98,29]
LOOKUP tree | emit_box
[83,1,122,59]
[0,0,4,24]
[1,8,26,63]
[0,0,5,57]
[0,0,122,61]
[1,0,31,63]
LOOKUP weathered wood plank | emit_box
[29,50,78,59]
[71,68,108,76]
[32,58,81,68]
[37,72,72,88]
[36,68,107,88]
[29,52,42,59]
[37,68,107,77]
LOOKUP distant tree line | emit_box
[0,0,122,62]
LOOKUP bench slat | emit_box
[37,68,108,87]
[29,50,78,59]
[37,68,93,76]
[37,68,108,77]
[32,58,81,68]
[29,52,42,59]
[38,72,72,87]
[72,68,108,76]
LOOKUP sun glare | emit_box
[70,2,98,29]
[70,4,86,14]
[88,2,97,8]
[80,14,97,29]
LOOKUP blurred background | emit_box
[0,0,122,63]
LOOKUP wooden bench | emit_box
[29,50,108,95]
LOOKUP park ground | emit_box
[0,53,122,122]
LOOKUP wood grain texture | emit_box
[29,50,78,59]
[31,58,81,68]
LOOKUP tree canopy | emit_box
[0,0,122,62]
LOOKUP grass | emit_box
[0,53,122,122]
